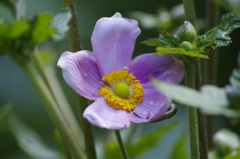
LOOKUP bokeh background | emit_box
[0,0,239,159]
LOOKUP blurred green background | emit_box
[0,0,239,159]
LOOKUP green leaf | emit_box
[223,150,240,159]
[214,129,240,157]
[141,38,164,47]
[197,12,240,51]
[32,13,56,44]
[155,47,209,58]
[0,104,12,121]
[168,133,189,159]
[9,115,61,159]
[104,121,181,159]
[151,79,240,117]
[158,30,181,47]
[8,20,30,38]
[51,9,72,41]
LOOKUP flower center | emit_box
[99,68,144,111]
[113,82,130,98]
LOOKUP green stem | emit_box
[62,0,97,158]
[115,130,129,159]
[204,0,219,150]
[183,0,202,158]
[32,49,84,146]
[20,61,86,159]
[184,57,200,159]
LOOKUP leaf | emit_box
[8,20,30,38]
[9,115,61,159]
[158,30,181,47]
[151,79,240,118]
[51,9,72,41]
[104,121,181,159]
[141,38,164,47]
[196,12,240,51]
[0,104,12,121]
[32,13,56,44]
[168,133,189,159]
[223,150,240,159]
[155,47,209,58]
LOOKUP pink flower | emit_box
[57,13,184,129]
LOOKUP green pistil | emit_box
[113,82,130,98]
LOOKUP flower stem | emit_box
[32,49,84,146]
[204,0,219,150]
[115,130,129,159]
[62,0,97,158]
[19,61,86,159]
[184,57,200,159]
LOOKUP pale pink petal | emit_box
[83,98,131,129]
[57,51,102,100]
[129,54,184,84]
[129,86,172,123]
[92,13,141,76]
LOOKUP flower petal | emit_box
[129,86,172,123]
[57,51,102,100]
[91,12,141,76]
[83,98,131,129]
[129,54,184,84]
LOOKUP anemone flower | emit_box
[57,13,184,129]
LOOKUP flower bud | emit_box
[179,41,194,51]
[176,21,197,43]
[214,129,240,157]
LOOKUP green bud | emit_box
[176,21,197,43]
[179,41,194,51]
[214,129,240,157]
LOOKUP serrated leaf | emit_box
[141,38,164,47]
[9,115,61,159]
[196,12,240,52]
[51,9,72,41]
[158,30,181,47]
[223,150,240,159]
[32,13,56,44]
[168,133,189,159]
[155,47,209,58]
[151,79,240,117]
[104,121,180,159]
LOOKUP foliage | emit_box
[143,12,240,58]
[0,9,71,62]
[9,114,62,159]
[104,121,180,159]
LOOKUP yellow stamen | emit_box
[99,68,144,111]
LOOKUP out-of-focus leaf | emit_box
[51,9,72,41]
[104,121,181,159]
[32,13,56,44]
[0,104,12,121]
[9,115,62,159]
[223,150,240,159]
[168,133,189,159]
[214,129,240,157]
[141,38,164,47]
[155,47,209,58]
[210,0,240,13]
[151,79,240,117]
[209,150,221,159]
[8,20,30,38]
[196,12,240,52]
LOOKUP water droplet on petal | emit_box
[83,72,87,77]
[142,111,148,115]
[149,101,154,106]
